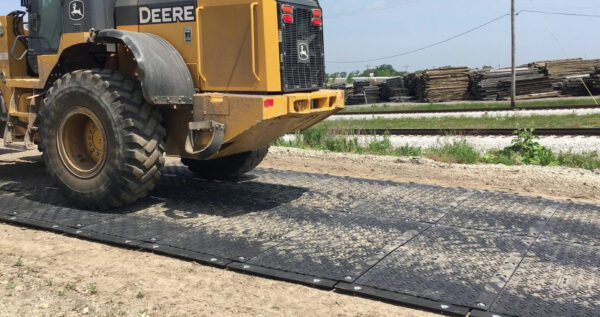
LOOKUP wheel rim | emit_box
[57,107,107,179]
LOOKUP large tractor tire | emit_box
[181,146,269,180]
[39,70,166,209]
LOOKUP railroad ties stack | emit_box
[531,58,600,96]
[346,80,381,105]
[470,67,557,101]
[531,58,600,87]
[413,67,471,102]
[329,82,353,102]
[589,66,600,93]
[380,77,412,102]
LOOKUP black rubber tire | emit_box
[182,146,269,180]
[39,69,166,209]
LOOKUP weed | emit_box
[88,283,98,295]
[273,127,600,171]
[425,140,481,164]
[58,290,65,297]
[14,257,23,267]
[6,281,15,290]
[499,128,555,165]
[557,152,600,170]
[136,291,145,299]
[65,281,76,291]
[394,145,422,156]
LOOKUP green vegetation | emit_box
[273,128,600,171]
[13,257,23,267]
[274,125,422,157]
[341,98,600,114]
[65,281,77,291]
[88,283,98,295]
[316,113,600,130]
[358,64,405,77]
[326,64,406,83]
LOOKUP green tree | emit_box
[359,64,405,77]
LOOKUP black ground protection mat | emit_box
[0,158,599,317]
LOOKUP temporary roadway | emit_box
[0,150,599,317]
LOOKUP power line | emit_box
[517,10,600,18]
[326,9,600,65]
[326,13,510,64]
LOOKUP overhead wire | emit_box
[326,13,510,64]
[516,10,600,18]
[326,9,600,64]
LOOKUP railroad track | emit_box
[330,128,600,136]
[335,104,600,116]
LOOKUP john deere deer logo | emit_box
[69,0,84,21]
[297,41,310,63]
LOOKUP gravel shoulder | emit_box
[263,146,600,204]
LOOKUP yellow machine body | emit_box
[0,0,343,158]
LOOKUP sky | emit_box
[2,0,599,74]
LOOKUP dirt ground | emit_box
[263,147,600,204]
[1,146,598,317]
[0,226,436,317]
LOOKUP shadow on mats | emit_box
[0,159,600,317]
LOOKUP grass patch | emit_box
[341,97,600,114]
[88,283,98,295]
[316,113,600,130]
[65,281,77,291]
[274,128,600,171]
[425,140,481,164]
[274,125,422,157]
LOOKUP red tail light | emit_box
[264,99,274,108]
[281,4,293,14]
[282,14,294,23]
[312,9,322,18]
[312,18,322,26]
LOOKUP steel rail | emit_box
[329,128,600,136]
[335,104,600,116]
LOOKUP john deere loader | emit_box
[0,0,343,209]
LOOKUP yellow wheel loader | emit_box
[0,0,343,209]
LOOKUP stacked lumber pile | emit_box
[403,72,421,97]
[346,81,381,105]
[590,66,600,93]
[470,67,556,100]
[560,65,600,96]
[560,75,594,96]
[413,67,471,102]
[380,77,412,102]
[329,83,353,103]
[531,58,600,88]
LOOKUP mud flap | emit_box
[184,121,225,160]
[95,30,195,105]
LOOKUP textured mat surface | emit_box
[1,158,598,317]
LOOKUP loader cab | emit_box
[21,0,116,74]
[22,0,63,73]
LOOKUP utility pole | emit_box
[511,0,516,109]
